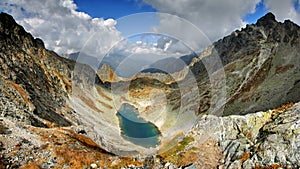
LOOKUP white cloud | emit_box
[136,41,143,45]
[104,18,117,27]
[265,0,300,24]
[113,38,169,55]
[143,0,261,52]
[4,0,298,59]
[0,0,122,56]
[143,0,300,54]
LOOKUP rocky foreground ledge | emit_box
[187,102,300,169]
[0,102,299,168]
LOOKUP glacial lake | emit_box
[116,103,161,148]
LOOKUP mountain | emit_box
[141,53,198,74]
[0,12,141,168]
[100,12,300,117]
[0,12,74,127]
[188,12,300,116]
[0,12,299,168]
[66,52,128,71]
[221,13,300,114]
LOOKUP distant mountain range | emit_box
[66,50,198,75]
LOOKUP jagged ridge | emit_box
[0,12,75,127]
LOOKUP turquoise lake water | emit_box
[116,103,161,147]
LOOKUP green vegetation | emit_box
[158,136,197,166]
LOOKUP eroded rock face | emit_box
[187,12,300,116]
[97,63,120,82]
[0,13,143,168]
[218,13,300,116]
[189,102,300,168]
[0,12,76,127]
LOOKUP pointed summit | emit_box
[256,12,277,27]
[0,12,44,48]
[0,12,19,33]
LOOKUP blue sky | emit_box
[74,0,267,24]
[73,0,160,42]
[74,0,157,20]
[244,0,268,23]
[71,0,271,49]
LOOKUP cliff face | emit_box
[0,13,145,168]
[188,102,300,168]
[0,12,299,168]
[215,13,300,115]
[0,13,75,127]
[186,13,300,116]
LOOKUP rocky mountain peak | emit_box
[256,12,276,27]
[0,13,74,128]
[0,12,44,49]
[0,12,18,30]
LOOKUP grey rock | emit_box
[190,103,300,168]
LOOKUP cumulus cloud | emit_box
[144,0,261,52]
[111,36,177,56]
[0,0,122,56]
[265,0,300,24]
[2,0,298,58]
[144,0,300,53]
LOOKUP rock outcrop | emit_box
[0,12,77,127]
[188,102,299,168]
[182,12,300,116]
[214,12,300,115]
[0,12,147,168]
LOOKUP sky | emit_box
[73,0,157,20]
[0,0,300,57]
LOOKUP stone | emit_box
[190,103,300,168]
[165,162,171,167]
[90,163,97,169]
[242,159,254,169]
